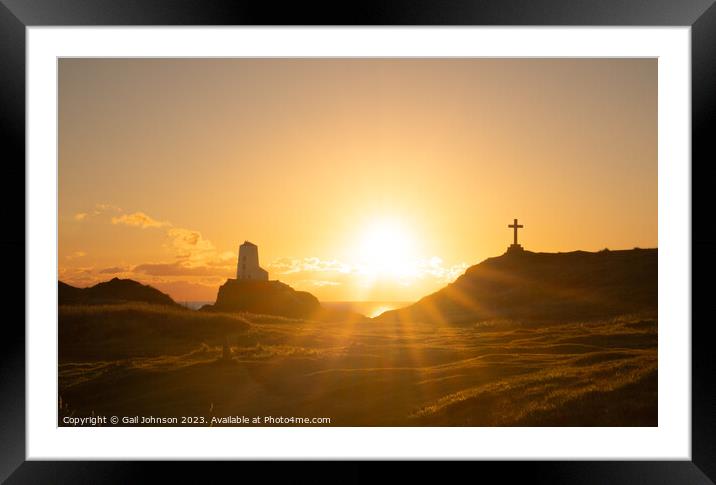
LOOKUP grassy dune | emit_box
[59,303,252,362]
[59,304,656,426]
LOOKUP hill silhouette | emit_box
[59,278,178,307]
[201,279,322,319]
[377,248,657,324]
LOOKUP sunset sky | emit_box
[59,58,657,302]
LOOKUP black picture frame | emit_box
[2,0,714,481]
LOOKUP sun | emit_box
[355,219,419,280]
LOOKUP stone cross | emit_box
[508,218,524,245]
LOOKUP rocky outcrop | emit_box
[202,279,321,319]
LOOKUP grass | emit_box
[59,303,252,361]
[59,304,657,426]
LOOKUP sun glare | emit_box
[356,220,419,280]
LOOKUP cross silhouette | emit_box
[508,218,524,245]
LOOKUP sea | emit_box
[178,301,214,310]
[178,301,412,318]
[321,301,413,318]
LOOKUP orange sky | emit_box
[58,58,657,302]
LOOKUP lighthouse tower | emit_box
[236,241,269,281]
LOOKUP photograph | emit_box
[57,57,657,427]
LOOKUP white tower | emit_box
[236,241,269,281]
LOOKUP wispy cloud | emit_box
[98,266,130,274]
[166,227,218,264]
[416,257,469,282]
[293,279,342,287]
[268,255,468,291]
[61,205,236,298]
[65,251,87,260]
[112,212,169,229]
[269,257,352,275]
[134,262,232,277]
[58,266,98,287]
[107,208,224,268]
[94,203,122,215]
[70,204,121,222]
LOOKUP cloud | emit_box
[166,227,219,265]
[65,251,87,260]
[70,204,122,223]
[98,266,129,274]
[293,279,342,287]
[269,257,352,275]
[102,207,232,272]
[207,251,237,266]
[134,262,230,277]
[58,266,100,287]
[168,227,211,250]
[94,203,122,215]
[112,212,169,229]
[62,205,235,298]
[269,255,466,283]
[416,257,469,282]
[267,254,469,297]
[104,207,219,265]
